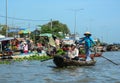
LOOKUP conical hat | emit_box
[84,32,91,35]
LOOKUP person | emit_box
[71,44,79,60]
[18,41,24,53]
[23,42,28,54]
[67,44,79,60]
[79,32,96,61]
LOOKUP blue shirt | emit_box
[79,36,95,48]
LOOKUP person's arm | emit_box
[79,37,84,44]
[90,37,96,45]
[67,51,73,59]
[74,48,79,57]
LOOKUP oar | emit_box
[41,58,53,62]
[93,46,118,65]
[101,55,118,65]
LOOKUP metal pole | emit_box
[28,23,30,38]
[6,0,8,37]
[69,9,84,40]
[74,11,76,40]
[50,19,52,33]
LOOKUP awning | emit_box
[0,37,14,42]
[39,33,52,37]
[18,30,31,34]
[0,34,5,38]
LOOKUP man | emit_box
[79,32,96,61]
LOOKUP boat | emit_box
[0,51,13,59]
[79,52,102,59]
[53,55,96,67]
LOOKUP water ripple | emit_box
[0,52,120,83]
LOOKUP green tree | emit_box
[0,24,7,36]
[0,24,16,37]
[38,20,70,38]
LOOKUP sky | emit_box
[0,0,120,44]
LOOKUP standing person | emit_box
[55,38,60,50]
[23,42,28,54]
[19,41,24,54]
[79,32,96,61]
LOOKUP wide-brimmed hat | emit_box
[84,32,91,36]
[23,42,27,44]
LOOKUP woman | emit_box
[79,32,96,61]
[23,42,28,54]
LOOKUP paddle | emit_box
[41,58,53,62]
[101,55,118,65]
[93,46,118,65]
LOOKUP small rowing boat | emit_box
[79,52,102,59]
[53,56,96,67]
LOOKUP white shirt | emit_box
[67,48,79,58]
[71,48,79,57]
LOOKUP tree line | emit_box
[0,20,70,39]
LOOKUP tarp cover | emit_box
[39,33,52,37]
[0,37,14,42]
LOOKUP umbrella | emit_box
[39,33,52,37]
[18,30,31,34]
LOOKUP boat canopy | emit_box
[39,33,52,37]
[0,37,14,42]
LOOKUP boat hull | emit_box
[53,56,96,67]
[79,53,102,59]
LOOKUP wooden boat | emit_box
[79,52,102,59]
[0,51,13,59]
[0,55,13,59]
[53,56,96,67]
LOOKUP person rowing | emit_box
[79,32,96,61]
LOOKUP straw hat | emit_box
[84,31,91,36]
[23,42,27,44]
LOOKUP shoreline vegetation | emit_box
[0,48,66,64]
[0,54,52,64]
[0,48,67,64]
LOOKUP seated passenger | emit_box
[67,44,79,60]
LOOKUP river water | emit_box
[0,51,120,83]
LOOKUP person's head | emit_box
[84,31,91,36]
[24,42,27,45]
[71,44,76,50]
